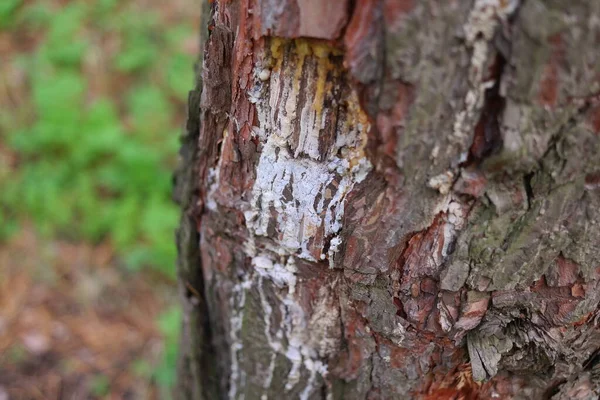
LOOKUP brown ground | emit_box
[0,227,175,399]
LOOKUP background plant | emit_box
[0,0,197,397]
[0,0,195,277]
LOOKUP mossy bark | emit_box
[177,0,600,398]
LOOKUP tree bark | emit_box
[176,0,600,398]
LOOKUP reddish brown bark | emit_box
[176,1,600,399]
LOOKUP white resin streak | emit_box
[252,256,328,400]
[245,50,371,263]
[229,45,373,400]
[227,253,332,400]
[228,275,253,400]
[453,0,520,139]
[256,274,278,399]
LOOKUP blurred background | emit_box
[0,0,200,398]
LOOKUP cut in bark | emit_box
[175,0,600,398]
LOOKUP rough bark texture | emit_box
[176,0,600,398]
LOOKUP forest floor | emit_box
[0,228,176,399]
[0,0,201,398]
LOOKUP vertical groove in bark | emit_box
[178,0,600,398]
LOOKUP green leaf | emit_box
[165,53,194,101]
[0,0,22,29]
[45,3,89,66]
[139,196,178,277]
[155,307,181,396]
[125,85,172,136]
[114,25,159,73]
[89,374,110,397]
[73,99,124,166]
[15,2,52,29]
[94,0,118,15]
[140,196,178,240]
[110,195,141,250]
[32,70,86,119]
[122,246,151,272]
[0,213,20,242]
[114,142,164,194]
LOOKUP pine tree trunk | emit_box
[175,1,600,398]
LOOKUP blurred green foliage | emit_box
[156,306,182,398]
[0,2,195,395]
[0,0,197,279]
[130,307,181,400]
[0,0,23,28]
[90,374,111,397]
